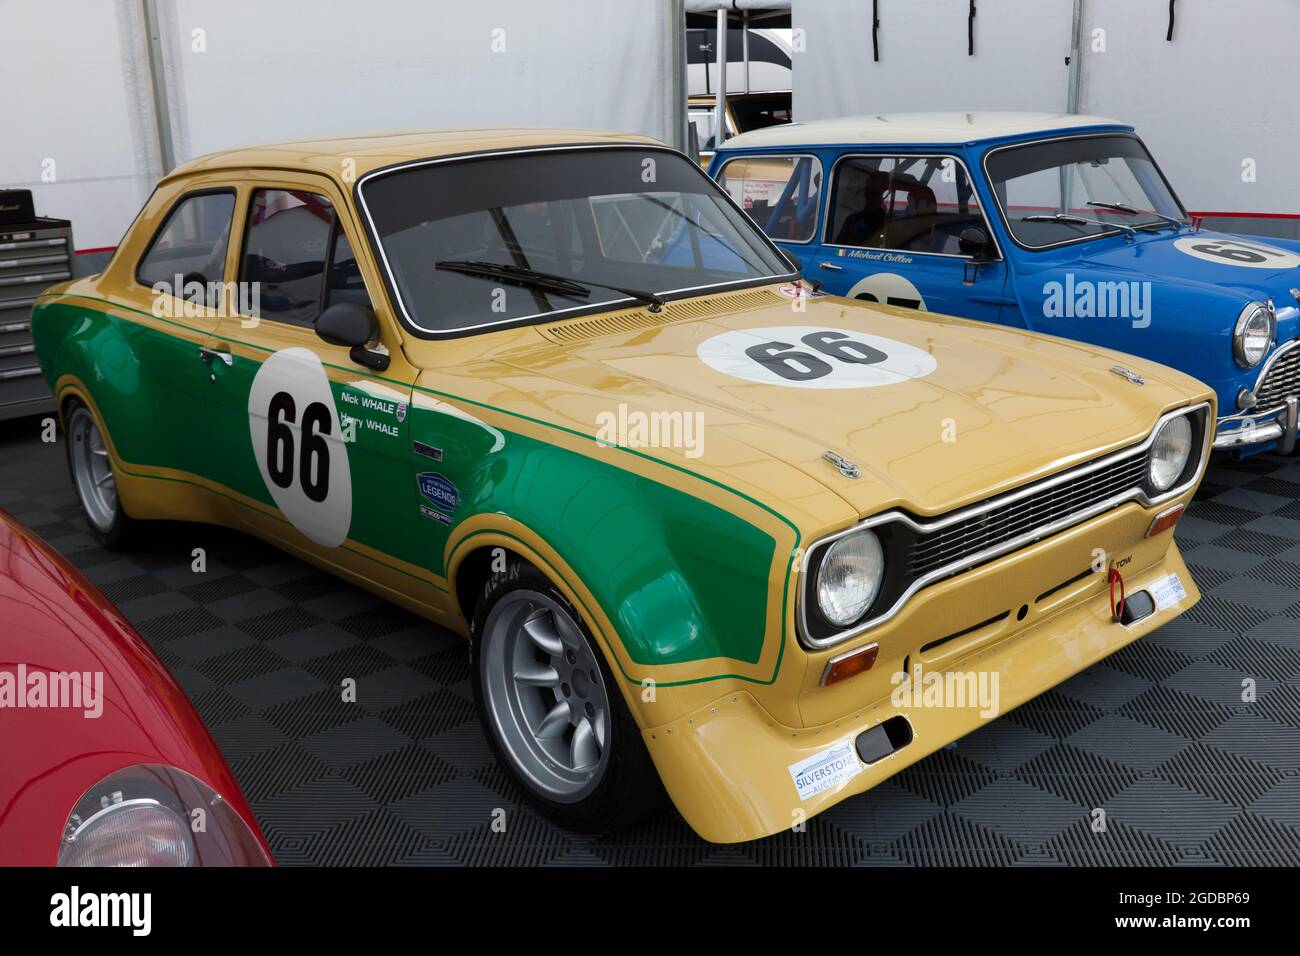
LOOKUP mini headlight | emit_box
[816,528,884,627]
[1148,414,1194,492]
[1233,301,1274,368]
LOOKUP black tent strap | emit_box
[1167,0,1176,41]
[969,0,977,55]
[873,0,880,62]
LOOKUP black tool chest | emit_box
[0,215,73,421]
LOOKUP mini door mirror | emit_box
[958,226,997,261]
[316,303,389,372]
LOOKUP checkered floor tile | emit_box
[2,417,1298,865]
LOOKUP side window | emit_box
[325,230,374,310]
[885,157,987,255]
[689,109,718,152]
[239,189,335,327]
[829,156,988,255]
[717,155,823,243]
[828,157,896,249]
[137,191,236,306]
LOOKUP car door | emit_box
[198,175,428,577]
[125,187,239,478]
[810,153,1013,321]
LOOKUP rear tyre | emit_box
[470,557,665,832]
[64,398,140,551]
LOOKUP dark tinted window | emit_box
[361,148,791,335]
[137,191,235,301]
[828,156,987,254]
[239,189,336,327]
[729,93,793,133]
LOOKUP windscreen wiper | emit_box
[1021,213,1137,240]
[1086,201,1185,232]
[434,259,666,312]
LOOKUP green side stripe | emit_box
[62,294,802,684]
[111,461,450,593]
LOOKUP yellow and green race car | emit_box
[32,129,1214,843]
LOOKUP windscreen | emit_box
[359,147,793,335]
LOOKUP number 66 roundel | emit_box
[697,326,937,389]
[248,347,353,547]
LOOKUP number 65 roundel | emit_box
[248,348,353,547]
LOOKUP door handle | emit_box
[198,346,233,367]
[818,261,843,271]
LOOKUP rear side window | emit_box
[828,155,987,255]
[137,191,236,302]
[717,154,822,243]
[239,189,338,328]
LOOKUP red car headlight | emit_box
[57,764,270,867]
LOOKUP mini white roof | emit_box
[721,111,1130,150]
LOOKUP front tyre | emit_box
[64,398,140,550]
[470,558,664,832]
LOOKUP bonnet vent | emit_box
[539,287,783,344]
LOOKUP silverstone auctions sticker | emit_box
[698,326,937,389]
[1149,571,1187,611]
[789,740,862,801]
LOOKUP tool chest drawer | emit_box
[0,217,73,421]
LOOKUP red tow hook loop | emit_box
[1107,566,1126,623]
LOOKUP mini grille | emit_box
[1254,343,1300,410]
[908,451,1149,579]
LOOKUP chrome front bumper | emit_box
[1214,396,1298,453]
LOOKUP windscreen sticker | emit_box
[1149,571,1188,611]
[789,740,862,801]
[698,325,937,389]
[846,272,927,311]
[248,348,353,548]
[1173,237,1300,270]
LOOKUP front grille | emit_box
[1255,343,1300,410]
[908,451,1149,579]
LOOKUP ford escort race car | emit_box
[32,129,1213,842]
[711,112,1298,456]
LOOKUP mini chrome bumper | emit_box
[1214,396,1298,453]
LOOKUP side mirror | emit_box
[958,226,997,261]
[316,302,389,372]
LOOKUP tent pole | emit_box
[1066,0,1083,114]
[742,9,750,94]
[139,0,176,174]
[667,0,687,151]
[715,9,727,148]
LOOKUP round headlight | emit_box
[1148,414,1194,492]
[58,764,271,867]
[1233,301,1274,368]
[58,798,194,868]
[816,528,885,627]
